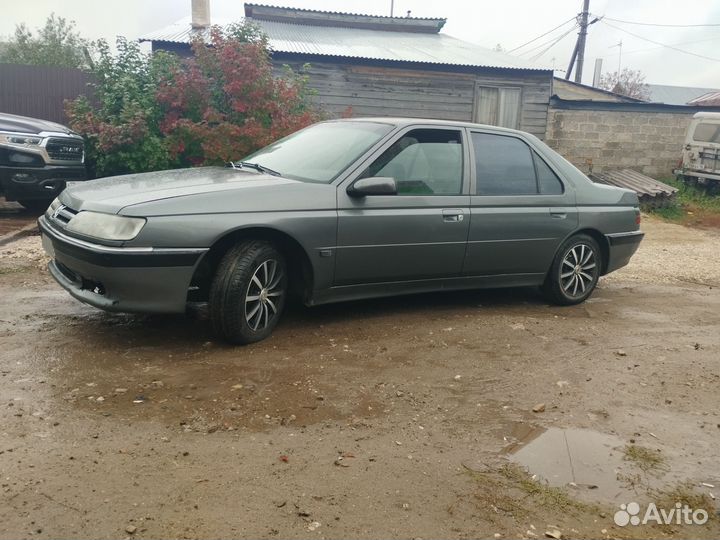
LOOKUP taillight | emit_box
[635,212,641,225]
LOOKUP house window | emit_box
[474,86,522,130]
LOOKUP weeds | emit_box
[623,445,667,473]
[647,177,720,225]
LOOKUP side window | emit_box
[472,133,536,195]
[361,129,463,195]
[533,152,564,195]
[692,123,720,144]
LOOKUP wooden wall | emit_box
[0,64,94,124]
[275,59,552,139]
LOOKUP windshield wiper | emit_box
[229,161,282,177]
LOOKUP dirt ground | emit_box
[1,215,719,539]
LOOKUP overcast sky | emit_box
[2,0,719,87]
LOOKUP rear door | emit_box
[334,126,471,285]
[463,130,578,277]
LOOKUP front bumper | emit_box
[0,164,86,201]
[39,216,207,314]
[604,230,644,274]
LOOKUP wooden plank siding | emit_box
[275,60,552,139]
[0,64,94,124]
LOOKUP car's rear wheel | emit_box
[543,234,601,305]
[209,241,287,344]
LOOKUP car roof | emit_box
[325,117,529,137]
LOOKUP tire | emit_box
[543,234,602,306]
[209,241,288,344]
[18,199,50,213]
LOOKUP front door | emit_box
[463,130,578,277]
[335,127,471,285]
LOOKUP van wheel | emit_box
[209,240,287,344]
[543,234,601,306]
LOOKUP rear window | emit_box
[692,123,720,144]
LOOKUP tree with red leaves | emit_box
[157,23,319,167]
[67,22,320,178]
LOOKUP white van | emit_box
[676,112,720,186]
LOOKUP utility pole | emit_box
[565,0,599,83]
[574,0,590,83]
[390,0,394,16]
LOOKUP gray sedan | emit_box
[39,118,644,344]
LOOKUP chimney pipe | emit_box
[191,0,211,29]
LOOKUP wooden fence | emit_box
[0,63,94,124]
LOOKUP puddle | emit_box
[504,425,632,503]
[503,422,720,506]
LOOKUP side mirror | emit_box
[347,176,397,197]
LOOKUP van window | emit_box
[693,123,720,144]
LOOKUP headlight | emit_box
[0,132,43,147]
[66,211,146,241]
[46,197,62,216]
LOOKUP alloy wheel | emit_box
[244,259,284,331]
[560,244,597,298]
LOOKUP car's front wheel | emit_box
[210,241,287,344]
[18,199,50,213]
[543,234,602,305]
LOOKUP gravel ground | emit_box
[605,215,720,286]
[0,215,719,540]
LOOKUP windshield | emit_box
[242,121,395,183]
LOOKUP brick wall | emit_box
[545,108,694,178]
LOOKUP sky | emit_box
[2,0,719,88]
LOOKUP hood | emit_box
[60,166,336,215]
[0,112,78,136]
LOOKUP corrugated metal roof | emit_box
[139,17,549,71]
[688,91,720,107]
[591,169,678,202]
[245,3,446,22]
[646,83,718,105]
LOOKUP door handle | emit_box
[442,209,464,222]
[550,210,567,219]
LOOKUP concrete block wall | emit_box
[545,108,694,178]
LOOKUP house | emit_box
[545,78,720,177]
[140,1,553,139]
[646,83,719,106]
[551,78,642,103]
[688,91,720,107]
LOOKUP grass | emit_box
[647,177,720,226]
[0,266,28,275]
[499,463,592,512]
[623,444,667,473]
[653,482,717,523]
[464,463,596,522]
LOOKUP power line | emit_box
[507,16,577,53]
[605,35,720,58]
[603,16,720,28]
[518,23,578,56]
[600,20,720,62]
[529,26,579,61]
